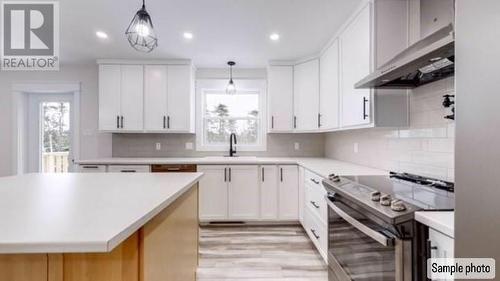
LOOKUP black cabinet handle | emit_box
[224,168,227,182]
[120,116,124,128]
[293,116,297,129]
[318,113,321,128]
[310,201,320,209]
[121,170,136,173]
[271,116,274,129]
[280,168,283,182]
[116,116,120,129]
[82,165,99,169]
[229,167,232,182]
[167,116,170,129]
[163,116,166,129]
[311,229,320,239]
[363,97,369,120]
[262,167,265,182]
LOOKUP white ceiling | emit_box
[61,0,362,67]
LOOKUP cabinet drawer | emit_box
[107,165,151,173]
[304,207,327,262]
[305,182,328,224]
[305,169,323,188]
[78,165,107,173]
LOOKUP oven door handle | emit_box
[326,196,395,247]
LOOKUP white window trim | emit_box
[195,79,267,152]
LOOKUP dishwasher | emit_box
[151,164,197,173]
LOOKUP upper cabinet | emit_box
[267,66,294,132]
[98,64,144,131]
[339,4,372,128]
[267,0,410,133]
[144,65,195,132]
[98,60,195,133]
[293,59,320,131]
[319,40,340,130]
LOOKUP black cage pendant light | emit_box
[226,61,236,94]
[125,0,158,52]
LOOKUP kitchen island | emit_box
[0,172,203,281]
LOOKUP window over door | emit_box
[196,80,267,151]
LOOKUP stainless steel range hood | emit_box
[356,24,455,89]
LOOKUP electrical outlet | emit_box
[185,142,193,150]
[353,142,359,153]
[294,142,300,150]
[155,143,161,151]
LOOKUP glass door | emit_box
[29,94,75,173]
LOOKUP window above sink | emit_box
[196,79,267,152]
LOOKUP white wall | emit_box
[455,0,500,262]
[325,77,455,181]
[0,64,112,176]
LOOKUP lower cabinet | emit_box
[278,165,299,220]
[301,169,328,262]
[107,165,150,173]
[198,165,299,222]
[428,228,454,259]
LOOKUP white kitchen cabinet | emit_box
[77,165,107,173]
[98,65,121,130]
[198,166,228,221]
[298,166,305,224]
[144,65,168,131]
[268,66,294,132]
[319,40,340,130]
[429,228,454,259]
[121,65,144,130]
[143,64,195,132]
[228,166,260,220]
[107,165,150,173]
[166,65,194,132]
[278,165,299,220]
[99,61,194,133]
[340,4,372,128]
[98,64,143,131]
[260,165,279,220]
[293,59,320,131]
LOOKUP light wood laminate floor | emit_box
[197,225,328,281]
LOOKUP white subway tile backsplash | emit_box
[325,77,455,182]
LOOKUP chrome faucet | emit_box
[229,133,237,157]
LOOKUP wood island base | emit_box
[0,185,199,281]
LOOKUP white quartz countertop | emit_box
[76,157,388,177]
[0,173,203,254]
[415,211,454,238]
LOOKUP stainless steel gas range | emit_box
[322,172,454,281]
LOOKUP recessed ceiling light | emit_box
[270,33,280,41]
[96,31,108,39]
[183,32,194,39]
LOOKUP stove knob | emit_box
[391,200,407,212]
[370,191,381,201]
[380,194,392,206]
[329,174,341,182]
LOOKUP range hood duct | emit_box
[356,24,454,89]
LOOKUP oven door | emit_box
[326,193,398,281]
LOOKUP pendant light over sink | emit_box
[226,61,236,94]
[125,0,158,52]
